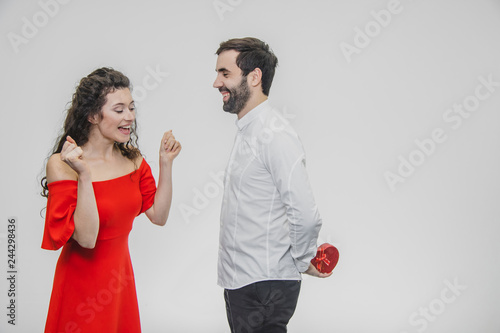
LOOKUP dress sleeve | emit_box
[138,158,157,215]
[41,180,78,250]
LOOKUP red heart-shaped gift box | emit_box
[311,243,339,274]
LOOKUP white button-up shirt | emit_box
[218,100,322,290]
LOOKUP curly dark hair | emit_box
[40,67,141,197]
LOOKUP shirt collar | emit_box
[235,100,270,130]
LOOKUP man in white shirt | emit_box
[213,37,331,333]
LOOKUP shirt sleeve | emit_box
[262,128,322,273]
[41,181,78,251]
[138,158,157,215]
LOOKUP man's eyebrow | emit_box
[216,67,230,73]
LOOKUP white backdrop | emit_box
[1,0,500,332]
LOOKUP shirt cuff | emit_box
[295,258,312,273]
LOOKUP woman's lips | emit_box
[118,126,131,135]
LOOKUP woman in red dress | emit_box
[40,67,181,332]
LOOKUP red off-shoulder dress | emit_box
[42,158,156,333]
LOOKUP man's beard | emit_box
[221,76,251,115]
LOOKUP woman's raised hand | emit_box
[160,130,181,162]
[60,136,89,175]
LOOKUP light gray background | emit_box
[1,0,499,332]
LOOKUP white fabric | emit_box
[218,100,322,290]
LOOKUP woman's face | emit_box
[90,88,135,144]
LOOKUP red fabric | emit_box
[311,243,339,274]
[42,158,156,333]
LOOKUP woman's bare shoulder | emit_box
[133,154,144,167]
[46,153,78,183]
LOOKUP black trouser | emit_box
[224,280,301,333]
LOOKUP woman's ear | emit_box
[88,114,98,125]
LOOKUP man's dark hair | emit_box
[216,37,278,96]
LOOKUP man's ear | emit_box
[248,68,263,88]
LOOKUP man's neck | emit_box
[237,95,268,119]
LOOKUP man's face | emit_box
[213,50,251,115]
